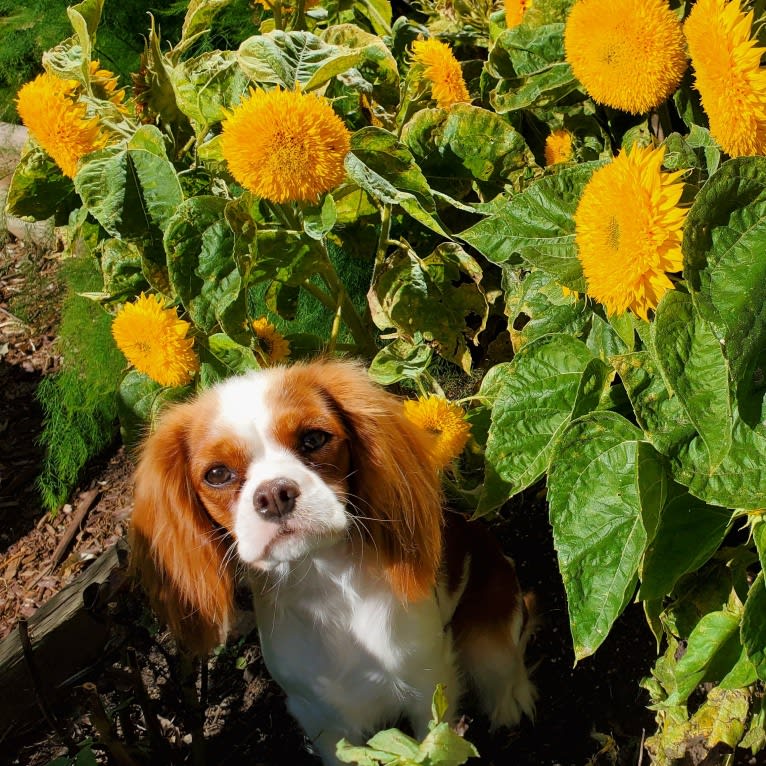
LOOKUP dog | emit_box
[130,359,536,764]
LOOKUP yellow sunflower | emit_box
[89,60,127,110]
[220,87,351,204]
[564,0,687,114]
[574,144,687,320]
[411,38,471,109]
[403,396,471,468]
[252,317,290,365]
[544,129,574,165]
[16,72,105,178]
[506,0,532,28]
[685,0,766,157]
[112,293,199,387]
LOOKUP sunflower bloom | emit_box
[564,0,687,114]
[16,72,105,178]
[252,317,290,365]
[545,129,574,165]
[403,396,471,468]
[574,144,687,320]
[411,38,471,109]
[112,293,199,387]
[220,87,350,203]
[89,60,127,110]
[685,0,766,157]
[506,0,532,28]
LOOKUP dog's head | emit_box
[130,359,443,653]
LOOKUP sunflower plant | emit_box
[8,0,766,761]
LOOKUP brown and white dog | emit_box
[130,359,535,764]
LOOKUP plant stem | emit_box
[272,0,284,31]
[275,202,376,356]
[292,0,306,30]
[372,203,392,286]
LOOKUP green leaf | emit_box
[488,23,567,78]
[755,522,766,572]
[548,412,666,659]
[485,334,608,497]
[117,371,188,448]
[487,24,579,113]
[402,104,535,196]
[75,126,183,238]
[346,127,448,236]
[169,51,249,134]
[369,243,488,372]
[719,647,758,690]
[206,333,260,377]
[460,163,600,290]
[303,194,338,240]
[742,572,766,681]
[321,24,400,108]
[179,0,233,51]
[335,739,400,765]
[97,239,148,298]
[354,0,392,36]
[652,291,733,469]
[502,268,590,351]
[420,722,479,765]
[614,351,698,456]
[238,30,369,92]
[5,146,76,221]
[685,157,766,383]
[164,196,245,333]
[368,338,433,386]
[366,729,420,758]
[639,483,731,601]
[664,609,742,706]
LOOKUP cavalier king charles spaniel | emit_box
[130,359,535,764]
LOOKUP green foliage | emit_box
[336,685,478,765]
[37,257,125,510]
[11,0,766,761]
[0,1,185,123]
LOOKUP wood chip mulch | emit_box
[0,236,135,641]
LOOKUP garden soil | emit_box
[0,238,751,766]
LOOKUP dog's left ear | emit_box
[311,360,444,601]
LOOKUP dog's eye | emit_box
[205,465,236,486]
[300,430,330,453]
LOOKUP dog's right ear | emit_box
[130,402,234,655]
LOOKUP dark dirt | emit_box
[1,235,663,766]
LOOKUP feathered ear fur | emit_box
[130,401,234,655]
[299,360,444,601]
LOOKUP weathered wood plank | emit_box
[0,540,129,740]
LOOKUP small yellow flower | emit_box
[16,72,106,178]
[564,0,687,115]
[506,0,532,28]
[220,87,351,204]
[252,317,290,365]
[112,293,199,387]
[89,60,127,110]
[403,396,471,468]
[684,0,766,157]
[411,38,471,109]
[574,144,688,320]
[544,129,574,165]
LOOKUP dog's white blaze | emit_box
[212,369,347,568]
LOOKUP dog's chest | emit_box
[250,553,449,720]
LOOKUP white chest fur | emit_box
[249,544,460,764]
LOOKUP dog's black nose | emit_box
[254,478,300,520]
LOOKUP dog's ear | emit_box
[311,360,444,601]
[130,402,234,655]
